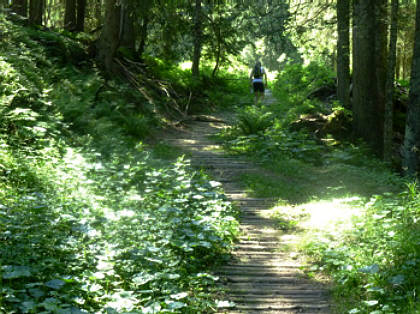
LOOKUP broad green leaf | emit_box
[132,273,154,286]
[170,292,188,300]
[366,286,384,294]
[167,301,186,309]
[45,279,65,290]
[199,241,211,248]
[142,302,161,313]
[363,300,378,307]
[89,284,102,292]
[359,264,379,274]
[389,274,405,285]
[2,266,31,279]
[21,300,36,312]
[28,288,45,299]
[165,273,180,280]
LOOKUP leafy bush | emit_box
[305,184,420,313]
[273,62,335,103]
[236,105,274,135]
[0,143,239,313]
[218,101,324,165]
[271,62,336,125]
[0,17,240,313]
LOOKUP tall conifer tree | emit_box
[403,0,420,175]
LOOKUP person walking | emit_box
[249,61,268,105]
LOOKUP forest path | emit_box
[158,90,331,313]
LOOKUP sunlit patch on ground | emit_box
[297,197,364,233]
[266,196,365,244]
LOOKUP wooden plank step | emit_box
[236,240,281,245]
[238,209,274,214]
[194,164,256,170]
[240,205,273,210]
[233,198,277,204]
[226,259,306,266]
[232,251,289,256]
[238,228,279,234]
[164,138,216,144]
[226,284,328,295]
[236,241,296,247]
[218,270,303,277]
[191,159,249,164]
[239,218,277,224]
[238,213,270,219]
[189,152,225,157]
[210,169,261,176]
[231,258,303,265]
[233,245,280,251]
[231,303,330,311]
[223,275,311,284]
[230,295,329,303]
[220,264,306,271]
[239,236,281,242]
[225,193,253,199]
[173,145,223,150]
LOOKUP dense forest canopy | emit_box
[1,0,417,74]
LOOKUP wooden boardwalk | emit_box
[160,92,330,313]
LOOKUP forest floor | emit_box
[158,90,334,313]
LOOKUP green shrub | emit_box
[0,17,240,313]
[237,105,274,135]
[305,183,420,313]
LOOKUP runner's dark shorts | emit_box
[253,81,265,93]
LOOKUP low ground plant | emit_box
[0,17,240,313]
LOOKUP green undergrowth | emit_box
[217,61,420,313]
[0,16,240,312]
[272,62,336,125]
[145,58,249,115]
[305,184,420,313]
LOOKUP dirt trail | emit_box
[160,91,331,313]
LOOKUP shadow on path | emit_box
[159,110,332,313]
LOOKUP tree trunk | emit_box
[396,47,402,80]
[374,0,388,153]
[75,0,86,32]
[384,0,399,161]
[29,0,44,25]
[403,0,420,176]
[95,0,102,29]
[162,17,176,61]
[64,0,76,31]
[337,0,350,108]
[120,4,136,54]
[97,0,121,73]
[352,0,376,147]
[138,15,149,59]
[352,0,387,155]
[192,0,202,78]
[11,0,27,16]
